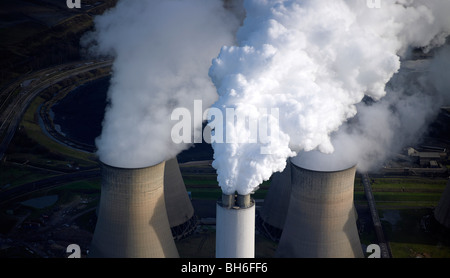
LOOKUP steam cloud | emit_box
[209,0,450,195]
[297,45,450,172]
[81,0,240,168]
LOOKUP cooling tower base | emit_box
[89,161,179,258]
[171,215,198,240]
[434,179,450,229]
[255,212,283,242]
[257,160,292,242]
[275,163,364,258]
[164,158,196,233]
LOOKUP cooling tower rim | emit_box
[289,160,357,174]
[99,159,165,170]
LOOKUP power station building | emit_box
[89,152,364,258]
[273,159,364,258]
[89,161,179,258]
[434,179,450,229]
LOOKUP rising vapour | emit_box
[209,0,450,195]
[81,0,240,168]
[296,43,450,173]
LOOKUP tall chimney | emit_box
[434,178,450,229]
[275,161,363,258]
[216,193,255,258]
[89,161,179,258]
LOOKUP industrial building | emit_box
[89,161,179,258]
[275,161,364,258]
[88,154,364,258]
[407,147,447,168]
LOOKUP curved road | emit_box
[0,59,113,161]
[0,59,112,204]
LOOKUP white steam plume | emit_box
[209,0,450,195]
[295,43,450,172]
[81,0,240,168]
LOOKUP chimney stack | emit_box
[216,193,255,258]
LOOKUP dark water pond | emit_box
[51,76,213,163]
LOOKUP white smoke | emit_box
[209,0,450,194]
[81,0,240,168]
[295,39,450,173]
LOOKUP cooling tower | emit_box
[89,161,179,258]
[434,179,450,229]
[164,158,196,239]
[258,160,292,241]
[216,193,255,258]
[275,162,364,258]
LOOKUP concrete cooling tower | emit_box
[164,158,197,239]
[257,160,292,241]
[216,193,255,258]
[275,161,364,258]
[434,179,450,229]
[89,161,179,258]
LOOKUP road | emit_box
[0,59,113,161]
[361,173,392,258]
[0,169,100,205]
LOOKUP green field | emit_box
[379,208,450,258]
[361,176,450,258]
[371,177,446,191]
[355,176,447,208]
[0,163,58,189]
